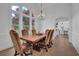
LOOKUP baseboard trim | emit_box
[0,46,13,52]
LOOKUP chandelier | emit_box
[37,3,45,20]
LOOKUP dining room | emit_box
[0,3,79,56]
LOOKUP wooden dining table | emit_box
[20,34,46,55]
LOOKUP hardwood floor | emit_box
[0,34,79,56]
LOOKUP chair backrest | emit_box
[10,30,22,53]
[22,28,29,36]
[45,29,50,45]
[32,29,36,35]
[49,29,54,42]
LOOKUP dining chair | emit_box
[44,29,51,51]
[21,28,29,44]
[10,30,32,56]
[47,29,54,48]
[32,29,41,51]
[37,29,50,52]
[32,28,36,35]
[22,28,29,36]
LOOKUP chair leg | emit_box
[23,50,32,56]
[30,44,33,55]
[45,48,48,52]
[30,49,33,55]
[47,41,53,48]
[50,41,53,45]
[23,52,28,56]
[43,45,48,52]
[45,47,48,52]
[14,51,18,56]
[20,54,23,56]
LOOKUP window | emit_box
[23,16,29,30]
[11,6,19,12]
[21,6,29,15]
[11,6,19,32]
[11,5,35,34]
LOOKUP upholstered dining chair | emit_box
[10,30,32,56]
[32,28,36,36]
[43,29,51,51]
[37,29,50,52]
[22,28,29,36]
[21,28,29,43]
[47,29,54,48]
[42,29,54,51]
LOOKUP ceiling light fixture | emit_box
[37,3,45,20]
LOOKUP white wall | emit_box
[41,19,55,33]
[35,18,55,33]
[71,4,79,53]
[35,3,72,39]
[0,4,13,51]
